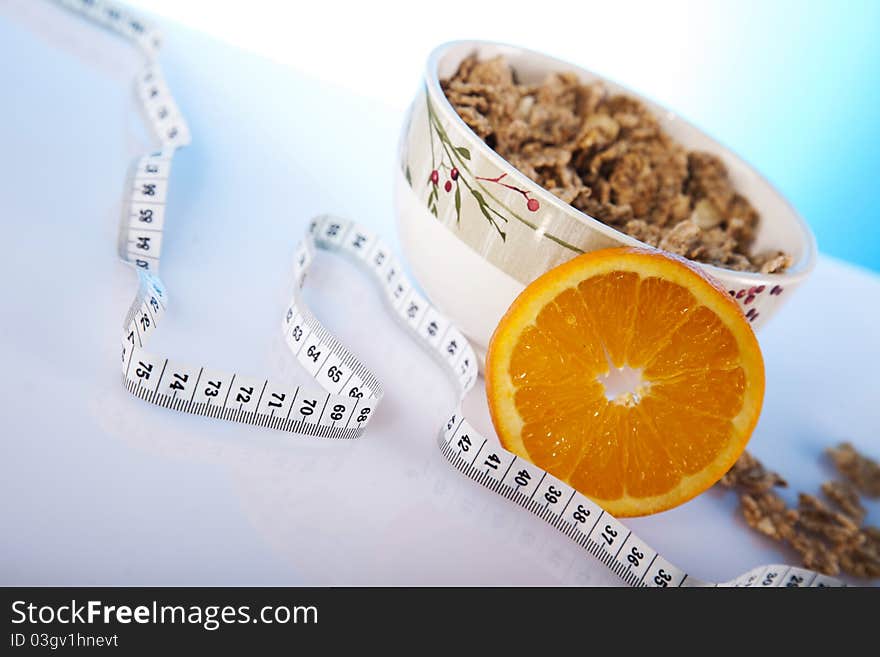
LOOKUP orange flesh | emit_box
[487,248,764,517]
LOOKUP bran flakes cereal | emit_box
[720,446,880,579]
[442,55,792,273]
[827,442,880,497]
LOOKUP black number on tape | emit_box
[573,504,590,523]
[236,386,253,403]
[627,547,644,567]
[654,569,673,587]
[601,525,618,545]
[135,361,153,380]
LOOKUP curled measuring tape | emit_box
[56,0,843,587]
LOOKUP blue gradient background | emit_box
[688,1,880,271]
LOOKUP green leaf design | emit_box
[487,204,509,223]
[454,184,461,224]
[455,146,471,160]
[471,192,489,217]
[471,189,504,238]
[405,165,412,187]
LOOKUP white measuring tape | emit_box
[55,0,843,587]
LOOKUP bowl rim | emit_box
[424,39,818,283]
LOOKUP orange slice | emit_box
[486,248,765,517]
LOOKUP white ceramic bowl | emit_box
[394,41,817,360]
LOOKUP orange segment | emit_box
[486,247,765,517]
[644,306,741,377]
[577,271,640,368]
[627,277,696,368]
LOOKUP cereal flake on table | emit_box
[827,442,880,497]
[719,446,880,578]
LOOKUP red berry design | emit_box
[474,172,541,213]
[755,285,766,293]
[450,167,459,181]
[430,170,439,185]
[736,289,746,299]
[770,285,783,296]
[745,294,755,304]
[728,290,736,297]
[444,180,452,192]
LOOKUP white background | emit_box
[125,0,726,113]
[1,1,878,585]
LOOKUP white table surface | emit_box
[1,1,878,586]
